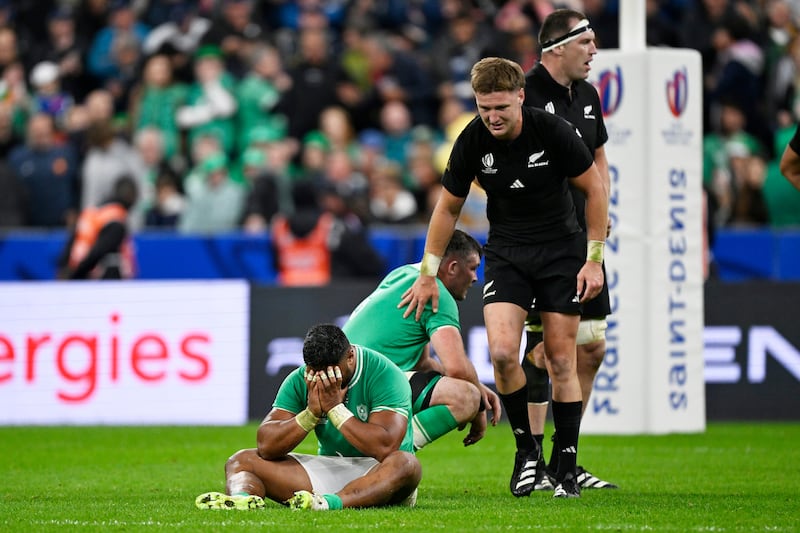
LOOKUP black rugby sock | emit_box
[532,433,544,459]
[499,386,537,453]
[551,400,582,481]
[548,432,559,473]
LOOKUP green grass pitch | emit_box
[1,422,797,531]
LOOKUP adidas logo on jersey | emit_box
[510,179,525,189]
[583,105,595,119]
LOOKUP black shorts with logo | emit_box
[525,241,612,326]
[482,232,584,315]
[581,261,611,318]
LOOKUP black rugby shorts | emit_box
[482,233,584,315]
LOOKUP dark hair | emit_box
[302,324,350,370]
[539,9,587,47]
[155,166,183,193]
[112,174,138,209]
[719,13,752,42]
[444,229,483,261]
[291,180,320,210]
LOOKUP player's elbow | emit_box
[441,359,471,380]
[255,440,277,460]
[370,432,407,462]
[255,425,285,459]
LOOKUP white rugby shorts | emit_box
[289,453,378,494]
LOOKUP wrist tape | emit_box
[420,252,442,276]
[327,403,354,430]
[587,240,605,263]
[295,408,319,432]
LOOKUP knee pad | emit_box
[522,356,550,403]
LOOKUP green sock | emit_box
[323,493,343,510]
[233,492,249,497]
[412,405,458,450]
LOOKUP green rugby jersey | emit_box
[272,344,414,456]
[342,264,461,371]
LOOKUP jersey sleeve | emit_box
[423,282,461,338]
[543,113,595,178]
[441,123,479,197]
[271,367,308,415]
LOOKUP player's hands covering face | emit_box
[305,366,348,416]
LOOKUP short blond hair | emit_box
[470,57,525,95]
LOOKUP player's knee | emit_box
[437,378,481,422]
[489,343,520,374]
[544,352,574,380]
[578,340,606,372]
[387,451,422,484]
[460,381,482,421]
[390,452,422,506]
[225,448,255,475]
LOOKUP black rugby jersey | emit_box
[525,62,612,318]
[524,63,608,230]
[442,106,594,245]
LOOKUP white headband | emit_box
[541,19,592,53]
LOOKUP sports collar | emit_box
[541,19,592,53]
[531,63,571,98]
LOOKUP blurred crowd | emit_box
[1,0,800,242]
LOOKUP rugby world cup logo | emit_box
[594,65,623,118]
[666,67,688,118]
[481,153,497,174]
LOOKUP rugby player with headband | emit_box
[540,19,593,53]
[522,8,617,495]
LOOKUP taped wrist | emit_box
[295,408,319,432]
[420,252,442,276]
[327,403,354,430]
[587,240,605,263]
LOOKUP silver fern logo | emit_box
[527,150,549,168]
[545,102,555,114]
[481,153,497,174]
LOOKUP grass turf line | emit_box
[0,422,797,532]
